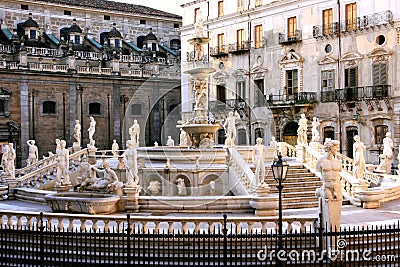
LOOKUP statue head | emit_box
[60,140,66,148]
[324,139,340,154]
[386,132,391,137]
[256,137,263,144]
[354,135,360,142]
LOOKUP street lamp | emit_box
[271,152,288,267]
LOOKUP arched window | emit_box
[170,39,181,50]
[323,126,335,141]
[42,100,56,114]
[137,36,146,49]
[89,102,101,115]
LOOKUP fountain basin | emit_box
[44,192,120,214]
[178,123,221,148]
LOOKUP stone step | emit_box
[282,201,319,209]
[14,188,55,203]
[282,195,319,204]
[268,186,320,193]
[265,178,321,185]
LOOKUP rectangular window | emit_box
[104,15,111,21]
[255,0,262,7]
[373,62,387,86]
[254,25,263,48]
[140,19,146,25]
[237,0,244,12]
[64,10,71,16]
[174,23,180,29]
[42,101,56,114]
[288,17,297,39]
[74,35,80,44]
[0,100,5,113]
[237,29,244,50]
[30,30,36,39]
[321,70,334,91]
[344,67,357,87]
[218,1,224,17]
[217,33,224,53]
[217,85,226,103]
[115,39,120,48]
[236,81,246,101]
[255,79,265,107]
[286,69,298,95]
[323,8,333,35]
[21,4,28,10]
[345,2,357,31]
[130,104,142,116]
[375,125,388,144]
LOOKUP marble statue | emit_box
[88,116,96,147]
[74,120,81,146]
[166,136,175,146]
[376,132,393,174]
[270,136,278,159]
[129,120,140,146]
[179,129,189,147]
[55,138,61,151]
[194,9,205,37]
[209,180,216,195]
[297,113,308,145]
[177,178,187,196]
[311,117,320,143]
[252,137,266,186]
[79,160,123,196]
[199,132,214,148]
[315,140,342,201]
[315,139,342,238]
[56,140,70,185]
[194,80,207,118]
[154,141,158,147]
[2,143,15,179]
[352,135,366,180]
[147,180,161,195]
[124,140,139,186]
[26,140,38,166]
[111,139,119,157]
[223,111,241,147]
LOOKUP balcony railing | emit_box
[279,30,302,44]
[209,45,229,57]
[267,92,316,105]
[313,10,393,38]
[26,47,61,57]
[209,99,248,118]
[228,41,251,54]
[320,85,391,103]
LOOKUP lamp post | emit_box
[377,140,382,164]
[271,153,288,267]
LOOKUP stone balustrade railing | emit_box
[26,47,61,57]
[0,44,13,53]
[335,153,354,174]
[16,148,88,188]
[278,142,297,157]
[28,62,68,72]
[0,210,317,234]
[229,147,255,193]
[74,51,102,60]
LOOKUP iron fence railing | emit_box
[267,92,316,105]
[313,10,393,38]
[278,30,302,44]
[320,85,390,103]
[0,213,398,266]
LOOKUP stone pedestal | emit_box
[125,185,142,212]
[55,184,72,193]
[319,198,342,232]
[4,176,16,199]
[87,145,98,165]
[249,183,277,216]
[356,189,385,209]
[296,145,305,163]
[117,156,125,169]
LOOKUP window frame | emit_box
[254,25,263,48]
[88,102,102,116]
[286,69,299,96]
[323,8,333,35]
[217,1,224,17]
[321,70,335,91]
[345,2,357,31]
[288,17,297,39]
[375,125,388,145]
[41,100,57,115]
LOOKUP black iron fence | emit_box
[320,85,390,103]
[0,213,399,266]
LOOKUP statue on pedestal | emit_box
[111,139,119,157]
[179,129,189,147]
[73,120,81,147]
[124,140,139,186]
[315,139,342,232]
[129,120,140,146]
[297,113,308,145]
[270,136,278,159]
[223,111,241,147]
[56,140,70,185]
[2,143,15,179]
[88,116,96,147]
[376,132,393,174]
[26,140,38,166]
[311,117,320,143]
[353,135,366,180]
[147,180,161,196]
[166,136,175,146]
[252,137,266,186]
[177,178,187,196]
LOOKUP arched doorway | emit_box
[346,126,358,157]
[283,121,298,146]
[323,126,335,142]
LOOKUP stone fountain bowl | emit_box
[178,123,221,134]
[44,192,120,215]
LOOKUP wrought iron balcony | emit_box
[209,98,248,117]
[313,10,393,39]
[266,92,316,105]
[320,85,390,103]
[279,30,302,44]
[209,45,229,58]
[228,41,251,54]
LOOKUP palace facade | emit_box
[181,0,400,164]
[0,0,182,166]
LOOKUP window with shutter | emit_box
[345,67,357,87]
[373,63,387,86]
[323,9,333,35]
